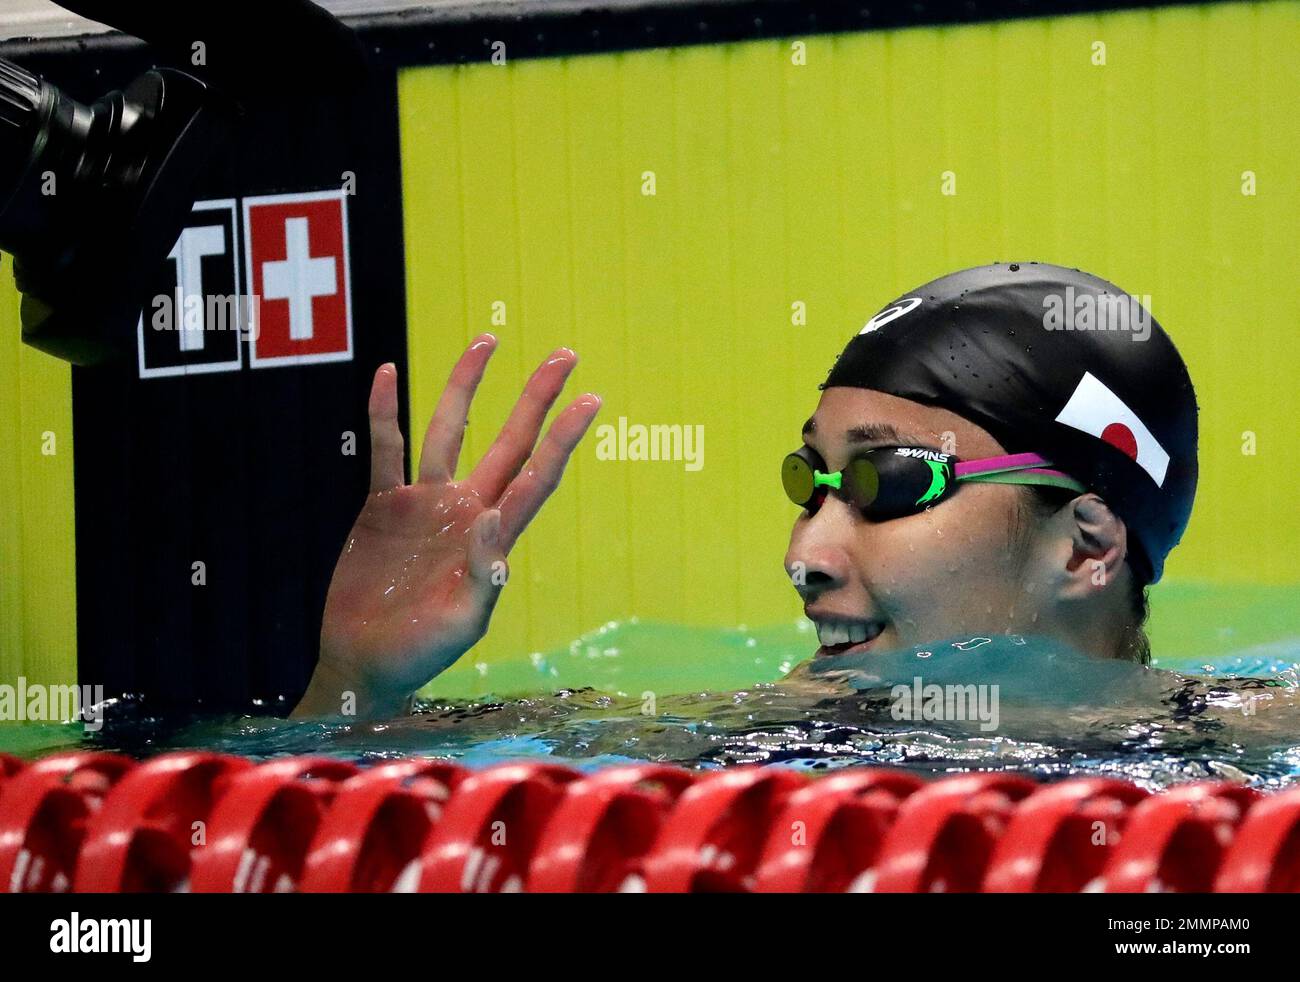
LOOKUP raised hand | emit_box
[293,335,600,718]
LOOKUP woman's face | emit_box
[785,387,1049,658]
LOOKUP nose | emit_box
[785,499,857,601]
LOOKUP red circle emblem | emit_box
[1100,422,1138,460]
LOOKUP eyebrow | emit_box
[801,418,929,448]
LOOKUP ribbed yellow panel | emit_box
[392,1,1298,670]
[0,263,78,693]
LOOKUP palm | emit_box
[302,337,600,716]
[322,483,489,691]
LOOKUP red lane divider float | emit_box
[300,760,465,893]
[414,763,582,892]
[527,765,695,893]
[0,752,134,892]
[753,770,922,892]
[75,752,251,892]
[641,767,807,892]
[983,777,1149,892]
[190,757,359,893]
[1092,783,1261,893]
[869,773,1038,892]
[1214,786,1300,892]
[0,752,1297,893]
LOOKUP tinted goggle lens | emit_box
[844,454,881,508]
[782,449,883,510]
[781,451,817,505]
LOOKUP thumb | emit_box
[466,508,508,599]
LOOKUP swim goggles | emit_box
[782,445,1086,520]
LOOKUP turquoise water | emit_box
[5,616,1300,791]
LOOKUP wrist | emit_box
[292,656,413,719]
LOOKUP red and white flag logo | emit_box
[1055,371,1170,487]
[243,189,352,367]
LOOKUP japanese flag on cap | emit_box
[1055,371,1170,487]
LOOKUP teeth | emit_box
[816,622,844,646]
[814,620,881,647]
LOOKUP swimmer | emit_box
[292,262,1198,719]
[785,261,1196,671]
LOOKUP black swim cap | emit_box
[822,262,1198,583]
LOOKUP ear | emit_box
[1061,494,1128,599]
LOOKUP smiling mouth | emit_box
[811,618,887,657]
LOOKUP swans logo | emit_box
[859,296,923,334]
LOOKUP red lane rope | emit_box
[0,752,1296,893]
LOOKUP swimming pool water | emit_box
[5,583,1300,792]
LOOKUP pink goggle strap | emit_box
[954,452,1086,492]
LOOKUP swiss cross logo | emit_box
[243,189,353,367]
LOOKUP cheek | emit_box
[931,483,1021,559]
[858,488,1021,604]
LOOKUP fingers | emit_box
[368,362,405,493]
[465,348,579,502]
[496,393,602,552]
[418,334,497,484]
